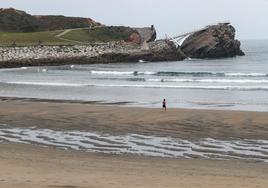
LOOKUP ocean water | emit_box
[0,40,268,111]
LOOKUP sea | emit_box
[0,39,268,112]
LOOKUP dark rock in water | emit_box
[180,23,245,58]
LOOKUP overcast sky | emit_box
[1,0,268,40]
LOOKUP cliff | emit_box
[180,23,245,58]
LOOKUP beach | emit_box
[0,99,268,140]
[0,143,268,188]
[0,99,268,187]
[0,2,267,188]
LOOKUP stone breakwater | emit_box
[0,40,186,68]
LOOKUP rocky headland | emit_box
[181,23,245,58]
[0,8,245,68]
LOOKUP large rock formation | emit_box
[127,26,157,44]
[180,23,245,58]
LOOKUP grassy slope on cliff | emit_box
[0,31,73,46]
[0,8,38,32]
[0,8,137,46]
[36,15,101,31]
[0,8,100,32]
[63,27,135,43]
[0,26,136,46]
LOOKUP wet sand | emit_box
[0,99,268,140]
[0,143,268,188]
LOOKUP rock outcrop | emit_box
[146,40,186,61]
[180,23,245,58]
[135,25,157,43]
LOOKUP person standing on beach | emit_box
[162,99,167,112]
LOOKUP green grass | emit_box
[0,30,73,46]
[63,27,134,43]
[0,26,134,46]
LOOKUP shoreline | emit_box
[0,96,267,113]
[0,99,268,140]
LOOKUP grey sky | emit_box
[1,0,268,40]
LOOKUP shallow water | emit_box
[0,127,267,162]
[0,40,268,111]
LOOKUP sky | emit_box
[1,0,268,40]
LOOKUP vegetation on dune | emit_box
[63,26,135,43]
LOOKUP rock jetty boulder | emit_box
[147,40,186,61]
[0,40,186,68]
[180,23,245,58]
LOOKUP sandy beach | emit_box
[0,99,268,140]
[0,143,268,188]
[0,99,268,188]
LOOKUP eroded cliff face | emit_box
[180,23,245,58]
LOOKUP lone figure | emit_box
[162,99,167,112]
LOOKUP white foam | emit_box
[90,70,156,76]
[89,71,267,77]
[90,70,135,75]
[87,84,268,91]
[147,78,268,83]
[225,73,267,77]
[2,81,268,91]
[5,81,87,87]
[0,128,267,162]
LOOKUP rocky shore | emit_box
[0,40,185,68]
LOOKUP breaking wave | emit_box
[2,81,268,91]
[90,70,268,77]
